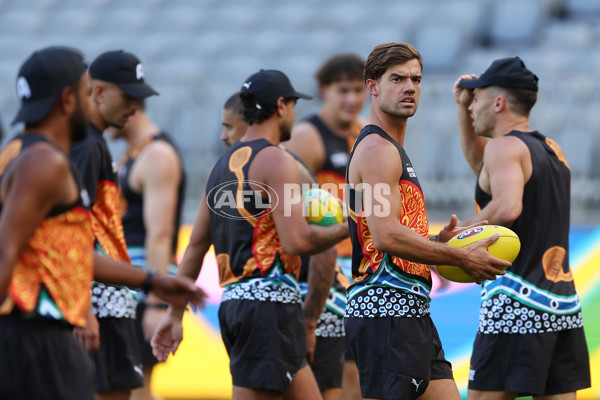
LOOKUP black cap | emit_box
[240,69,312,109]
[12,46,87,125]
[459,57,539,92]
[89,50,158,99]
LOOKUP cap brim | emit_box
[12,93,60,126]
[118,82,159,99]
[458,78,490,89]
[293,91,312,100]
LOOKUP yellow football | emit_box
[303,188,344,226]
[436,225,520,283]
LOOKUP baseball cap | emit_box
[459,57,539,92]
[241,69,312,109]
[12,46,87,125]
[89,50,158,99]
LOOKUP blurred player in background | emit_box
[284,53,366,400]
[107,103,185,400]
[454,57,591,399]
[0,45,204,400]
[345,41,510,400]
[220,92,247,147]
[70,49,158,400]
[152,69,350,400]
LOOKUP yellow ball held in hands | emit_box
[303,188,344,226]
[437,225,521,283]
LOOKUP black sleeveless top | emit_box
[345,125,432,318]
[306,114,350,180]
[119,132,186,258]
[475,131,582,334]
[206,139,301,287]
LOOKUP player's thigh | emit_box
[283,364,322,400]
[322,387,342,400]
[468,389,517,400]
[533,393,576,400]
[418,378,460,400]
[340,360,361,400]
[233,385,282,400]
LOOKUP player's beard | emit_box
[279,120,292,142]
[69,98,88,142]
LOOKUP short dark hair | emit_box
[239,92,295,125]
[224,92,244,117]
[364,42,422,83]
[315,54,365,86]
[498,87,537,117]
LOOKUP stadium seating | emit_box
[0,0,598,223]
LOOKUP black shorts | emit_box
[134,301,160,366]
[0,315,94,400]
[93,317,144,392]
[218,300,307,394]
[312,336,346,391]
[468,328,591,395]
[345,315,453,400]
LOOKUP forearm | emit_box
[457,105,486,174]
[144,230,175,303]
[93,252,148,288]
[461,199,517,228]
[302,223,349,255]
[376,226,466,267]
[304,248,337,327]
[168,241,210,318]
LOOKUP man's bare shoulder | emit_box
[2,141,73,203]
[290,120,320,141]
[486,134,529,159]
[137,139,180,167]
[353,131,398,160]
[250,144,299,182]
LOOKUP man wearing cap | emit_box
[0,46,205,400]
[70,50,159,400]
[106,102,186,400]
[151,69,350,399]
[454,57,591,399]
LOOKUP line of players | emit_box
[0,41,590,400]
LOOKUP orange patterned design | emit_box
[0,140,22,174]
[397,180,430,279]
[216,253,259,287]
[356,180,431,280]
[91,180,131,262]
[545,138,570,170]
[252,211,301,277]
[542,246,573,283]
[335,264,351,289]
[3,207,93,326]
[228,147,257,227]
[356,213,383,280]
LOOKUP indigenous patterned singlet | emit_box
[206,139,302,304]
[306,114,361,258]
[0,134,93,327]
[475,131,582,334]
[70,122,136,319]
[345,125,432,318]
[118,132,186,271]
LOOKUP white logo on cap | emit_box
[136,63,144,80]
[16,77,32,100]
[243,81,252,89]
